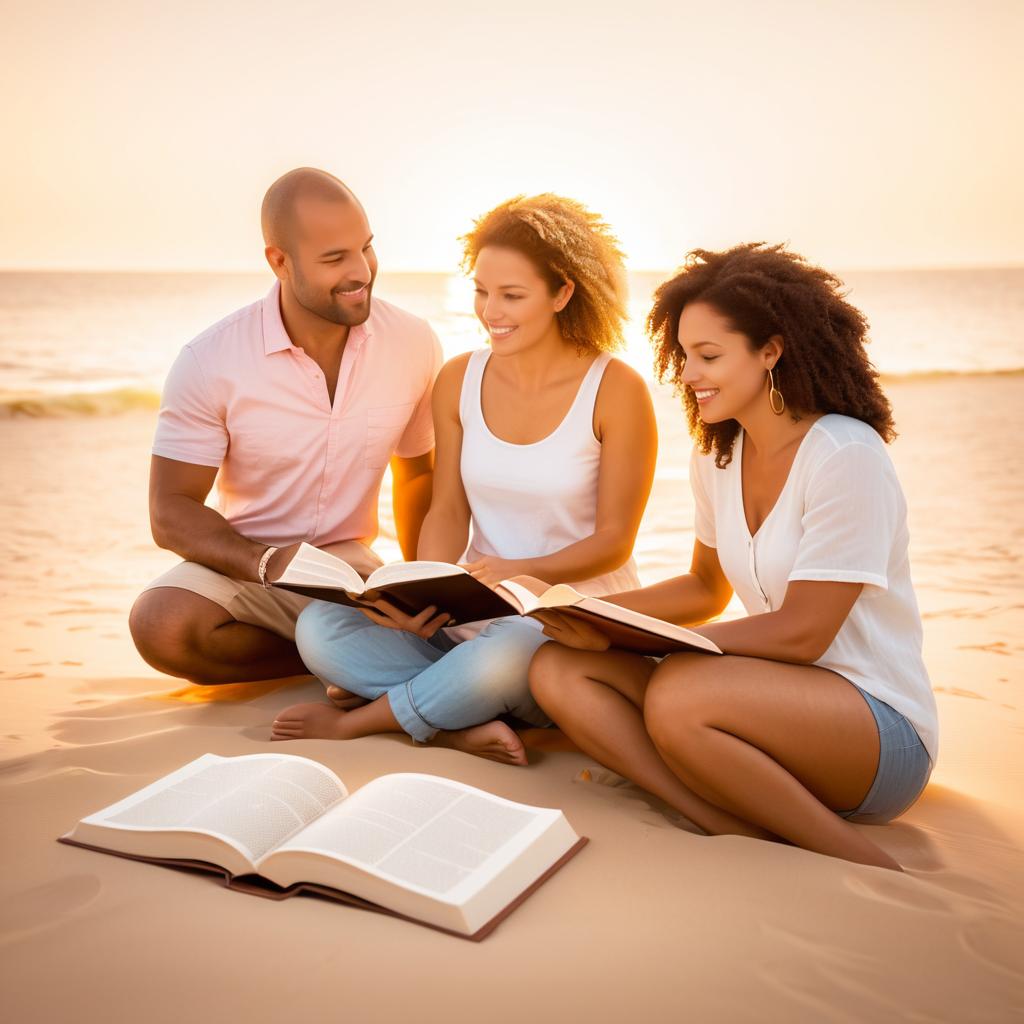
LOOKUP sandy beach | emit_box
[1,374,1022,1023]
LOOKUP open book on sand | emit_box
[273,543,722,655]
[59,753,586,941]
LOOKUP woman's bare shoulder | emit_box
[596,356,655,410]
[433,350,477,408]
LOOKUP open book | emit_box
[272,543,517,624]
[59,753,586,941]
[495,579,723,657]
[274,544,722,655]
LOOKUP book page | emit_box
[277,543,364,593]
[365,560,465,591]
[87,754,348,864]
[575,597,722,653]
[272,774,550,897]
[494,577,563,614]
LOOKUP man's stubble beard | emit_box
[291,266,374,327]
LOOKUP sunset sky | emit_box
[2,0,1021,272]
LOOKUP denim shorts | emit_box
[838,686,932,824]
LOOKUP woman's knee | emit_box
[293,603,361,685]
[475,656,535,709]
[528,643,579,708]
[643,657,714,748]
[473,622,547,677]
[439,630,541,715]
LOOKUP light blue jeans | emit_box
[294,602,553,742]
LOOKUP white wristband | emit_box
[257,546,279,589]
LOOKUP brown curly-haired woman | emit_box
[274,195,657,764]
[529,243,936,870]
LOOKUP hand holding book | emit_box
[357,597,453,639]
[272,545,721,657]
[531,609,614,651]
[356,556,527,636]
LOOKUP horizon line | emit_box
[2,262,1023,276]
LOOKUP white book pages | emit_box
[574,597,722,653]
[268,774,559,903]
[494,578,552,613]
[498,579,721,653]
[277,543,365,591]
[364,561,466,590]
[84,753,348,864]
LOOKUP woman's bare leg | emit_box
[529,644,773,839]
[643,654,899,870]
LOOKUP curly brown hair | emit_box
[648,243,896,467]
[460,194,628,353]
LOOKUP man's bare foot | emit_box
[325,685,368,710]
[271,702,353,740]
[433,721,528,766]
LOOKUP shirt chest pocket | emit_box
[364,403,416,471]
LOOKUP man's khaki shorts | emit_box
[141,541,385,641]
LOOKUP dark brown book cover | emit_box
[274,572,519,626]
[57,835,589,942]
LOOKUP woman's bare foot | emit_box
[325,685,368,710]
[271,702,353,740]
[433,721,528,766]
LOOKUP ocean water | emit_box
[0,270,1020,686]
[0,267,1022,415]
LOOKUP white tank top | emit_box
[457,347,641,606]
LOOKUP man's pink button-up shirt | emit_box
[152,281,443,548]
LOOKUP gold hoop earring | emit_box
[768,367,785,415]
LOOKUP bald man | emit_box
[129,169,442,684]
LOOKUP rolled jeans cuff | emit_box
[386,680,442,743]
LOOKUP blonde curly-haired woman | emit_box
[272,195,657,763]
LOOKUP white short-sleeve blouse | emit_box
[690,414,937,763]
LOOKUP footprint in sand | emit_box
[0,755,35,778]
[49,607,120,617]
[933,686,985,700]
[957,641,1013,656]
[0,875,103,945]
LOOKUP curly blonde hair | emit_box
[460,194,629,353]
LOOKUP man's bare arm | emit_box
[149,455,275,581]
[391,450,435,561]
